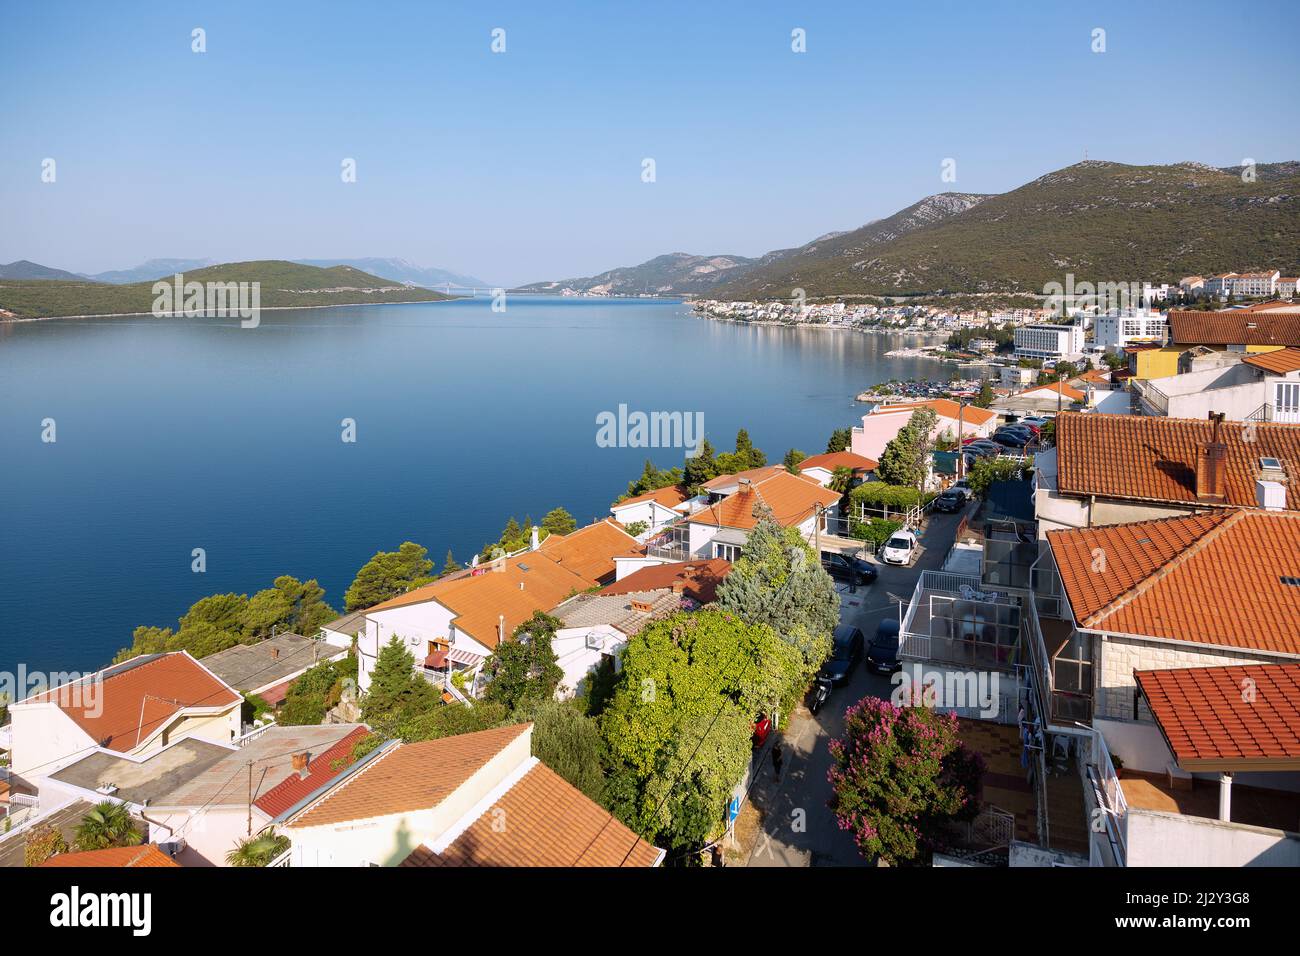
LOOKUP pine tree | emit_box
[440,550,461,577]
[362,636,436,726]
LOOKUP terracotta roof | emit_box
[364,521,638,648]
[1135,663,1300,770]
[598,558,732,604]
[21,652,240,753]
[613,485,691,509]
[687,470,840,530]
[400,762,661,867]
[39,845,180,868]
[1046,510,1300,654]
[797,451,879,472]
[1167,310,1300,347]
[871,399,997,426]
[700,466,784,491]
[289,724,532,828]
[1020,381,1085,402]
[1055,411,1300,510]
[1072,368,1112,384]
[1242,348,1300,375]
[253,726,374,819]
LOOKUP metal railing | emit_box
[266,848,292,868]
[1084,730,1128,866]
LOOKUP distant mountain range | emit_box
[515,160,1300,300]
[0,256,490,289]
[0,260,454,320]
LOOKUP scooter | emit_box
[809,676,833,715]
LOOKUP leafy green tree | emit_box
[344,542,434,612]
[74,801,142,851]
[974,381,994,409]
[715,428,767,473]
[683,438,718,492]
[826,428,852,453]
[828,696,984,866]
[966,457,1032,497]
[397,700,511,742]
[440,550,461,577]
[623,520,648,537]
[715,504,837,682]
[876,407,938,492]
[484,612,564,710]
[782,448,807,474]
[180,592,248,634]
[624,459,685,498]
[278,655,353,726]
[828,466,855,495]
[362,636,438,729]
[540,507,577,537]
[517,697,607,802]
[226,830,291,866]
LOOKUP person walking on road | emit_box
[771,741,784,779]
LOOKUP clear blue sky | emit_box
[3,0,1298,287]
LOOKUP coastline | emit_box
[692,313,949,340]
[0,296,465,324]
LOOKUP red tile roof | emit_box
[700,466,785,491]
[796,451,879,473]
[687,470,840,530]
[1055,411,1300,510]
[400,762,661,867]
[872,399,997,426]
[1136,663,1300,770]
[1047,510,1300,654]
[22,652,240,753]
[289,724,532,828]
[39,844,180,868]
[253,726,374,819]
[1021,381,1086,402]
[1167,310,1300,348]
[1242,348,1300,375]
[598,558,732,604]
[612,485,691,509]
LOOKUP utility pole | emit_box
[957,400,966,481]
[247,762,253,836]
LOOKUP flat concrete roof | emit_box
[49,739,235,805]
[200,633,344,693]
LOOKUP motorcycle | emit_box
[809,676,833,715]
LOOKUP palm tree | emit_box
[226,830,291,867]
[74,801,142,851]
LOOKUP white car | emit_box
[880,530,918,566]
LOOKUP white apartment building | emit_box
[1092,310,1167,354]
[1014,322,1084,361]
[1230,271,1280,298]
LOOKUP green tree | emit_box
[362,636,438,729]
[966,457,1032,497]
[397,700,511,743]
[716,428,767,473]
[828,696,984,866]
[439,549,461,577]
[974,381,994,409]
[226,830,291,867]
[540,507,577,537]
[624,459,684,499]
[74,801,143,851]
[826,427,852,453]
[518,697,607,802]
[782,448,807,474]
[876,407,938,492]
[683,438,718,492]
[715,504,837,683]
[344,542,434,612]
[828,466,855,495]
[484,612,564,710]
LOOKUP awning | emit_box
[446,648,484,668]
[424,650,448,669]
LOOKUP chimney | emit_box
[738,477,753,495]
[631,598,654,613]
[530,526,540,550]
[1196,413,1227,503]
[1257,480,1286,511]
[671,580,686,594]
[270,647,280,661]
[291,752,310,779]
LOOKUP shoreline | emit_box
[693,313,949,340]
[0,296,464,324]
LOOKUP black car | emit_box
[934,488,966,512]
[866,618,902,674]
[990,432,1031,449]
[820,624,865,686]
[820,551,878,586]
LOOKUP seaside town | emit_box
[2,278,1298,873]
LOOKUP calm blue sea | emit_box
[0,296,947,675]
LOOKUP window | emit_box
[713,542,742,562]
[1275,382,1300,418]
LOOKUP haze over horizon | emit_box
[3,0,1299,288]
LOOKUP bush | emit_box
[849,518,903,547]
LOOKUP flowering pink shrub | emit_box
[827,695,985,865]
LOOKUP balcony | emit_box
[644,516,692,562]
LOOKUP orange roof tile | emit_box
[400,762,661,867]
[873,399,997,426]
[22,653,240,753]
[1055,411,1300,510]
[797,451,879,472]
[1136,663,1300,770]
[1021,381,1085,402]
[1242,348,1300,375]
[598,558,732,604]
[687,470,840,530]
[253,726,374,819]
[1047,510,1300,654]
[1168,310,1300,347]
[612,485,692,509]
[700,465,785,491]
[290,724,532,828]
[39,844,180,868]
[535,518,639,582]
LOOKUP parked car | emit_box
[753,715,772,748]
[820,551,878,586]
[880,530,918,565]
[934,488,967,512]
[866,618,902,674]
[995,424,1035,439]
[990,432,1031,450]
[819,624,865,686]
[964,440,999,457]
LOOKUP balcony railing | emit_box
[644,515,692,561]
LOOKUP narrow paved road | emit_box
[744,508,966,867]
